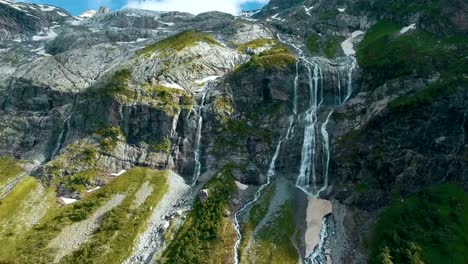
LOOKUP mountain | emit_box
[0,0,467,263]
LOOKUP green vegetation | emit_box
[162,166,237,263]
[97,126,126,152]
[369,0,440,19]
[151,138,172,154]
[65,169,99,193]
[43,141,99,182]
[306,34,345,58]
[0,156,22,187]
[324,36,345,58]
[0,177,57,260]
[213,96,234,124]
[136,30,220,56]
[237,38,277,54]
[214,118,274,153]
[319,10,339,21]
[91,69,132,98]
[306,34,320,54]
[114,84,194,117]
[240,186,274,256]
[243,201,299,264]
[357,20,468,105]
[2,167,168,264]
[369,183,468,264]
[237,43,296,71]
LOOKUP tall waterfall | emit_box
[191,81,215,186]
[233,116,295,264]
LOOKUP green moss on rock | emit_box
[237,44,296,72]
[0,156,23,187]
[97,126,126,152]
[137,30,220,56]
[161,165,237,263]
[8,168,168,264]
[237,38,277,53]
[150,138,172,154]
[369,183,468,264]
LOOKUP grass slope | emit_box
[244,201,299,264]
[137,30,220,56]
[0,156,23,187]
[0,167,168,264]
[369,183,468,264]
[161,166,237,264]
[357,21,468,111]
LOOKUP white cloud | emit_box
[125,0,268,15]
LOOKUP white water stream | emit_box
[231,34,358,264]
[191,81,215,187]
[233,116,295,264]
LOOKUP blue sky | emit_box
[21,0,267,15]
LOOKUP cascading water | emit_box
[191,81,214,187]
[51,116,71,159]
[233,116,295,264]
[277,34,358,264]
[344,56,357,102]
[305,217,332,264]
[318,110,333,195]
[293,61,300,114]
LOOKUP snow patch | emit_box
[78,10,97,19]
[56,11,68,17]
[111,170,126,177]
[0,0,26,12]
[162,82,184,90]
[125,13,142,17]
[235,181,248,191]
[304,5,314,16]
[38,4,56,11]
[159,21,175,26]
[31,46,51,56]
[59,197,78,205]
[195,75,220,84]
[341,30,364,56]
[338,8,346,12]
[86,186,101,193]
[269,13,286,22]
[32,29,58,41]
[400,23,416,34]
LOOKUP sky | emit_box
[20,0,268,15]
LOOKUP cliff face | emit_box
[0,0,466,263]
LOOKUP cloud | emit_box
[125,0,268,15]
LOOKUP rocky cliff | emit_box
[0,0,466,263]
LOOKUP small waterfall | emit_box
[293,61,299,114]
[191,82,214,187]
[233,116,295,264]
[344,56,357,102]
[50,115,71,159]
[318,110,333,195]
[304,217,332,264]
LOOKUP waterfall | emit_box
[344,56,357,102]
[50,115,71,159]
[296,62,322,196]
[293,61,299,114]
[233,116,295,264]
[191,82,213,187]
[317,110,333,195]
[304,217,332,264]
